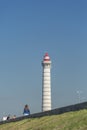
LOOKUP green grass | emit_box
[0,109,87,130]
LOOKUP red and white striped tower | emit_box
[42,53,51,112]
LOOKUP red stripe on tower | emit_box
[43,53,50,61]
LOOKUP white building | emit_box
[42,53,51,112]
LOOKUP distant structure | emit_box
[42,53,51,112]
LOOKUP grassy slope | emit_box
[0,109,87,130]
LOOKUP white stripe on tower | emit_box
[42,53,51,112]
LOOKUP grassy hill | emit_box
[0,109,87,130]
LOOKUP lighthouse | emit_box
[42,53,51,112]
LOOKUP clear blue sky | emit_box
[0,0,87,118]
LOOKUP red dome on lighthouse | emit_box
[43,53,50,61]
